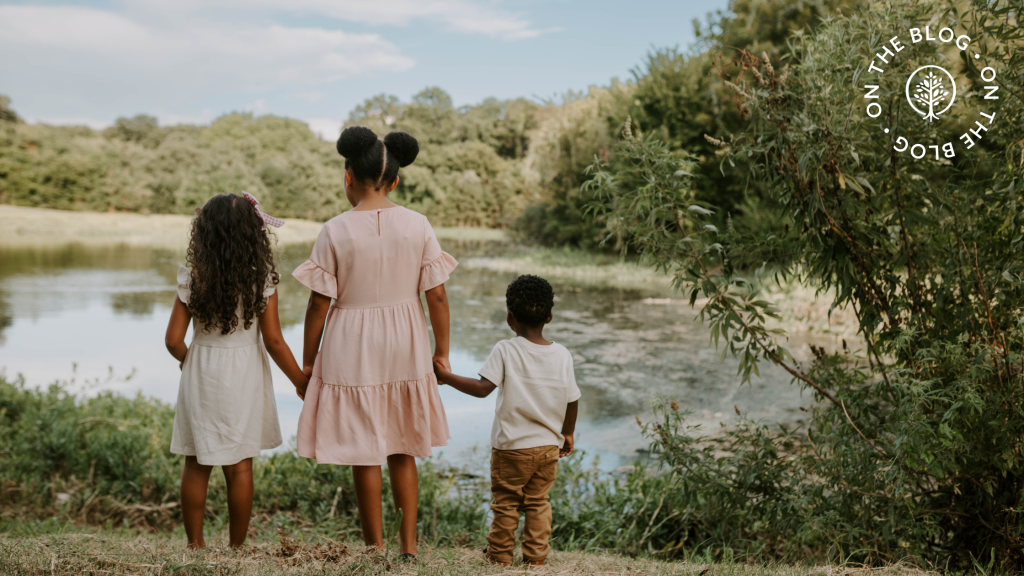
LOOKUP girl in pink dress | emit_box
[292,126,455,558]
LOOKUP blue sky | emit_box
[0,0,729,138]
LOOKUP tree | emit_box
[107,115,162,147]
[912,71,950,122]
[586,0,1024,564]
[0,95,20,123]
[516,0,861,248]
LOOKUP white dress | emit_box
[170,266,283,466]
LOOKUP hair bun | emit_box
[383,132,419,167]
[337,126,378,158]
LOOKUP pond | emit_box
[0,240,813,472]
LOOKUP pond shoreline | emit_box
[0,205,506,249]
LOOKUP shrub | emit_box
[582,0,1024,567]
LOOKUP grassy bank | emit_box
[460,246,673,294]
[0,531,887,576]
[0,372,939,567]
[0,205,506,249]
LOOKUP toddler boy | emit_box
[433,274,580,566]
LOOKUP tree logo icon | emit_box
[905,65,956,122]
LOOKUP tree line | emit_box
[0,0,852,243]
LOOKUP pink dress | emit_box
[292,206,456,465]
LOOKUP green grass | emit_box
[460,245,674,294]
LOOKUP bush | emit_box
[582,0,1024,567]
[0,373,488,543]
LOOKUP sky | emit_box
[0,0,729,140]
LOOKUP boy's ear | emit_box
[545,312,553,324]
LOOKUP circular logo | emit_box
[906,65,956,122]
[861,25,1000,161]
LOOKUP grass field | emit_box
[0,205,506,249]
[0,529,931,576]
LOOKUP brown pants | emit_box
[486,446,559,564]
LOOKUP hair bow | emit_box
[242,191,284,230]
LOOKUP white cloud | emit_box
[122,0,546,41]
[0,5,415,100]
[0,0,549,127]
[304,117,344,142]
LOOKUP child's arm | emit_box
[302,291,332,378]
[165,295,192,368]
[560,400,579,458]
[260,292,309,399]
[433,360,496,398]
[425,284,451,371]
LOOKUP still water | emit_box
[0,241,811,471]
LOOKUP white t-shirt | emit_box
[478,337,582,451]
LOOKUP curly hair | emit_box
[505,275,554,326]
[184,193,279,335]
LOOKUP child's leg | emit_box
[519,447,559,565]
[181,456,213,549]
[386,454,419,555]
[352,465,384,548]
[222,458,254,548]
[486,449,532,565]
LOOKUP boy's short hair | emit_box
[505,275,554,326]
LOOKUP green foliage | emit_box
[584,0,1024,566]
[0,373,488,545]
[0,111,344,217]
[0,95,20,124]
[346,87,542,227]
[514,0,858,248]
[0,89,543,227]
[513,88,630,248]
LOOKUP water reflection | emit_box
[0,241,811,470]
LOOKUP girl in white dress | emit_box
[164,192,308,549]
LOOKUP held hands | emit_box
[432,355,451,385]
[294,365,313,400]
[560,434,574,458]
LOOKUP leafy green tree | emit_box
[585,0,1024,564]
[518,0,860,248]
[515,87,629,248]
[344,87,542,227]
[106,115,162,147]
[0,95,20,123]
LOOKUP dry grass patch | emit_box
[0,530,937,576]
[0,205,506,249]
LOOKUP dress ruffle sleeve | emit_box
[420,252,458,292]
[263,272,280,299]
[176,265,192,304]
[293,225,339,299]
[419,221,458,292]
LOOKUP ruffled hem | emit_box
[419,251,458,292]
[296,373,450,466]
[169,442,281,467]
[293,259,338,298]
